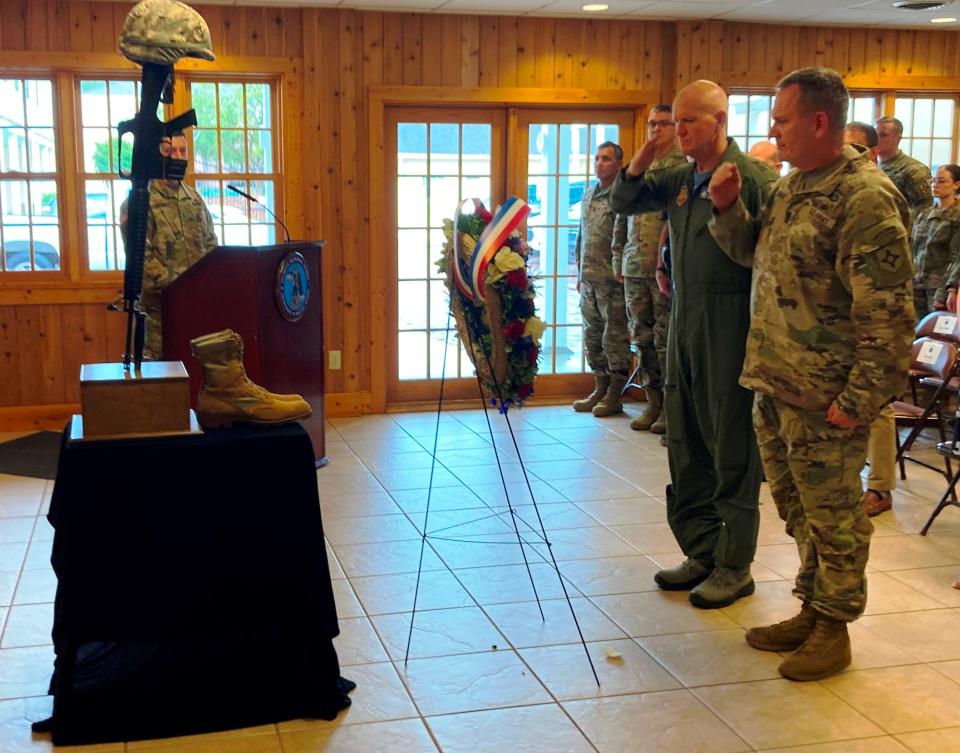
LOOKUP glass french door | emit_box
[385,106,635,406]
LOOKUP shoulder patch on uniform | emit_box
[676,185,689,207]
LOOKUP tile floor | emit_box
[1,405,960,751]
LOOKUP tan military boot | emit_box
[573,374,610,412]
[631,387,663,431]
[191,329,312,427]
[745,603,817,652]
[190,330,303,402]
[650,410,667,435]
[778,612,851,682]
[592,374,627,417]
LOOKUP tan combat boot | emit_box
[190,329,312,427]
[573,374,610,412]
[592,374,627,417]
[631,387,663,431]
[777,612,851,681]
[745,603,817,652]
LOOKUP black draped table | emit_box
[39,423,351,745]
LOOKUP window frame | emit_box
[888,92,960,169]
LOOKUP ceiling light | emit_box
[582,3,608,10]
[931,16,958,21]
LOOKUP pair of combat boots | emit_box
[572,374,626,417]
[190,330,312,427]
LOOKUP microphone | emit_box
[226,184,291,243]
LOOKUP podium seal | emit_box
[276,251,310,322]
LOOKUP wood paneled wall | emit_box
[1,3,960,423]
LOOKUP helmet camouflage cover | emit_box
[119,0,215,66]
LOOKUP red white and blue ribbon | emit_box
[470,197,530,302]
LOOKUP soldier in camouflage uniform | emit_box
[611,81,775,610]
[711,68,914,681]
[912,165,960,317]
[573,141,631,417]
[612,105,685,433]
[876,116,933,221]
[936,167,960,311]
[120,132,218,359]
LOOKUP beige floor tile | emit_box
[277,662,417,730]
[420,507,519,538]
[755,737,911,753]
[592,590,739,637]
[608,522,684,555]
[886,566,960,607]
[331,539,444,578]
[754,543,802,580]
[453,562,570,605]
[564,690,750,753]
[895,726,960,752]
[280,718,439,753]
[430,533,544,570]
[427,703,595,753]
[333,616,390,666]
[1,605,52,649]
[862,571,945,615]
[858,609,960,662]
[494,443,582,462]
[0,572,17,607]
[371,466,463,492]
[720,579,801,629]
[693,678,882,749]
[448,463,531,487]
[468,480,569,507]
[505,502,601,532]
[557,555,662,596]
[351,569,474,615]
[822,664,960,733]
[0,696,123,753]
[330,579,365,619]
[0,646,54,700]
[389,486,491,514]
[521,638,680,700]
[0,543,28,573]
[546,476,644,502]
[485,596,627,648]
[866,535,960,571]
[931,658,960,683]
[638,629,783,687]
[575,497,666,526]
[0,497,41,519]
[524,458,614,481]
[325,544,345,580]
[528,526,640,562]
[0,478,46,498]
[128,730,281,752]
[371,606,505,660]
[396,650,551,716]
[21,541,51,572]
[845,623,919,671]
[318,491,401,519]
[323,513,420,546]
[0,519,35,546]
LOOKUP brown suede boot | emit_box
[592,374,627,417]
[778,612,852,682]
[631,387,662,431]
[191,330,312,427]
[745,603,817,652]
[573,374,609,412]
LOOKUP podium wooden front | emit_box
[162,241,326,465]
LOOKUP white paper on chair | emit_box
[934,316,958,335]
[917,341,945,365]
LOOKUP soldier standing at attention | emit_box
[610,81,775,609]
[910,164,960,318]
[120,131,219,359]
[612,105,685,433]
[876,116,933,221]
[710,68,914,681]
[572,141,631,417]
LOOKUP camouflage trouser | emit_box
[144,307,163,360]
[580,279,632,377]
[866,404,897,491]
[914,287,937,322]
[753,393,872,622]
[624,275,670,390]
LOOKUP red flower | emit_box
[506,269,528,289]
[476,206,494,224]
[503,320,525,340]
[516,384,533,398]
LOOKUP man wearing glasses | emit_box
[613,105,686,434]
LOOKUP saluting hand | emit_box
[708,162,742,213]
[826,403,860,429]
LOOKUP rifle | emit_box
[116,62,198,370]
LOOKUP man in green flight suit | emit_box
[610,80,776,609]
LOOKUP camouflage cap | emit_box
[119,0,215,66]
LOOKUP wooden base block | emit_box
[68,410,203,443]
[80,361,194,438]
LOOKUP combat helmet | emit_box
[119,0,215,66]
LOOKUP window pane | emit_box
[221,129,245,173]
[430,329,459,380]
[462,124,491,176]
[933,99,955,139]
[430,228,446,279]
[223,223,250,246]
[80,80,108,127]
[895,98,914,137]
[398,176,427,227]
[398,123,427,175]
[461,176,490,209]
[398,280,427,330]
[849,96,876,125]
[193,129,219,173]
[538,327,556,375]
[28,128,56,172]
[219,83,244,127]
[247,179,275,220]
[87,225,112,272]
[749,95,772,137]
[0,128,27,171]
[591,123,619,155]
[193,83,218,127]
[85,179,113,223]
[932,139,952,169]
[246,83,270,128]
[83,128,111,173]
[247,130,272,173]
[429,176,458,227]
[25,80,53,127]
[398,332,428,380]
[429,123,459,176]
[429,279,450,330]
[195,179,222,214]
[30,179,57,222]
[0,179,28,217]
[529,124,558,175]
[913,99,934,139]
[109,80,138,126]
[561,124,589,175]
[32,225,61,270]
[555,325,583,374]
[528,176,556,226]
[398,228,428,280]
[728,94,748,138]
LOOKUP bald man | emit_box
[748,140,783,175]
[611,80,776,609]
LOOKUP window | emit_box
[727,93,774,153]
[394,119,494,381]
[526,121,620,374]
[848,95,879,125]
[0,78,60,272]
[894,96,957,169]
[189,81,279,246]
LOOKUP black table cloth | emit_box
[40,423,350,745]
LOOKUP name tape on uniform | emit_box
[918,341,945,365]
[933,316,958,336]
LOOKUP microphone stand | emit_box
[226,184,291,242]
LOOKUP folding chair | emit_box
[911,311,960,403]
[893,337,959,487]
[921,441,960,534]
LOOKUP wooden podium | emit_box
[162,241,327,465]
